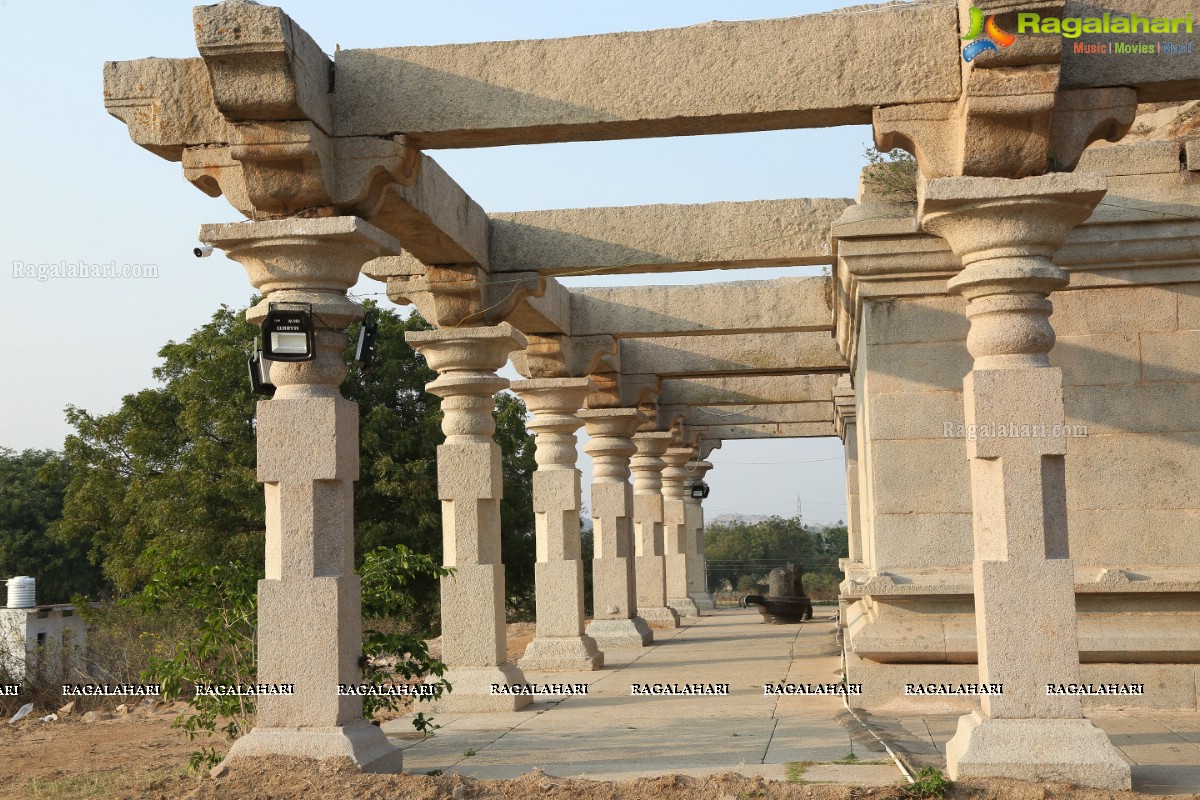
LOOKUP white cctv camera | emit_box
[193,245,214,258]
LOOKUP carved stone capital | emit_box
[200,216,401,317]
[512,334,614,380]
[832,376,857,441]
[585,373,659,412]
[920,173,1106,367]
[373,263,544,328]
[183,124,420,220]
[630,432,673,495]
[876,86,1135,179]
[873,2,1135,180]
[579,408,644,483]
[199,216,402,396]
[405,323,527,442]
[661,448,696,499]
[510,378,593,470]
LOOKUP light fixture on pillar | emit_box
[247,340,275,397]
[354,312,378,370]
[261,303,316,362]
[689,480,710,499]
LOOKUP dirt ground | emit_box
[3,723,1196,800]
[3,622,1197,799]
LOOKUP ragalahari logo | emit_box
[961,7,1017,62]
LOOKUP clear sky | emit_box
[0,0,870,525]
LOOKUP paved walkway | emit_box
[383,607,1200,794]
[384,607,900,785]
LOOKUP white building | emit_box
[1,577,86,681]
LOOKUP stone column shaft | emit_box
[205,217,403,772]
[579,409,653,649]
[921,174,1129,789]
[684,460,715,611]
[511,379,602,671]
[662,447,699,617]
[631,432,679,629]
[406,323,531,712]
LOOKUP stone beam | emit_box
[617,332,845,378]
[658,374,843,406]
[104,15,488,268]
[487,200,850,276]
[1062,0,1200,103]
[568,278,832,337]
[658,402,834,427]
[333,5,961,146]
[690,422,837,440]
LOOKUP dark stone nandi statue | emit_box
[742,564,814,624]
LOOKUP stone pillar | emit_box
[579,409,653,649]
[662,447,700,617]
[833,379,863,630]
[203,217,403,772]
[630,432,680,628]
[405,323,532,712]
[684,460,715,611]
[920,174,1129,789]
[833,378,865,570]
[510,379,603,672]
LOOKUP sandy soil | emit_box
[4,729,1193,800]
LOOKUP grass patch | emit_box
[26,767,182,800]
[786,761,813,783]
[907,765,951,798]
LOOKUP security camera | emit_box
[193,245,214,258]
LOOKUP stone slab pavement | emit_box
[858,702,1200,795]
[386,607,1200,794]
[384,607,902,785]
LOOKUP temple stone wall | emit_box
[847,276,1200,712]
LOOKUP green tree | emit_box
[495,393,536,620]
[704,516,848,596]
[53,305,264,593]
[0,448,101,603]
[130,542,450,770]
[52,301,537,629]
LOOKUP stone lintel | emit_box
[657,374,842,407]
[487,200,851,275]
[659,401,833,427]
[688,421,837,440]
[617,331,846,377]
[332,5,960,145]
[567,277,833,337]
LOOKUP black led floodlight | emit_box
[261,303,315,362]
[689,480,710,499]
[355,312,378,370]
[247,343,276,397]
